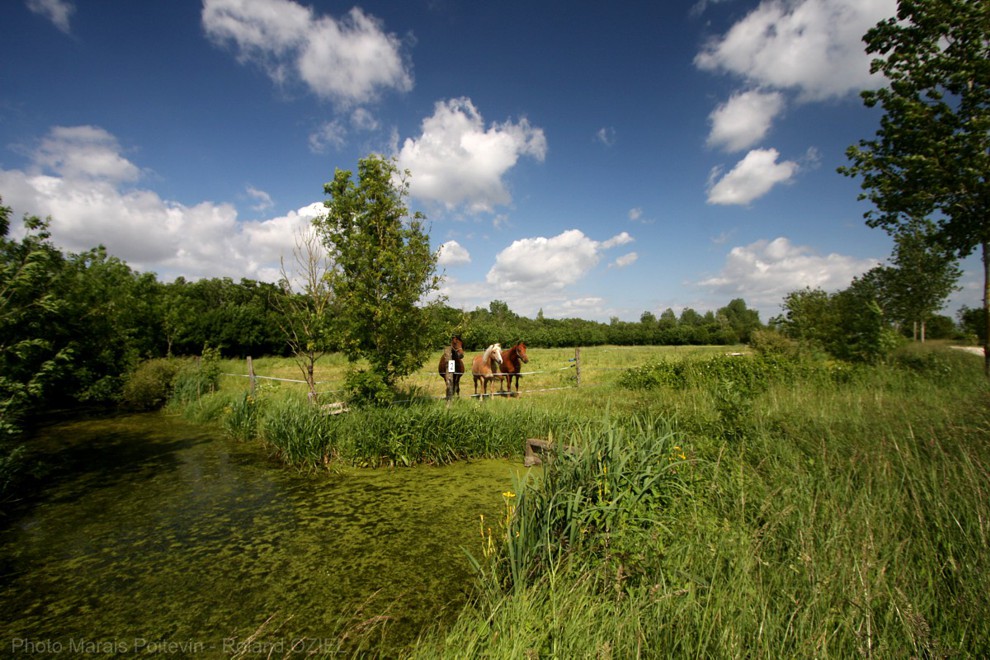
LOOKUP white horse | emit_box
[471,343,503,399]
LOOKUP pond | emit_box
[0,413,519,656]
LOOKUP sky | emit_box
[0,0,983,323]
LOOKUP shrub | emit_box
[121,358,184,410]
[169,347,222,406]
[748,328,799,360]
[343,368,395,407]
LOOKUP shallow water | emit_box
[0,413,518,655]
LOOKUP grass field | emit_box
[177,342,990,656]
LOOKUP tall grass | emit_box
[167,343,990,656]
[412,345,990,658]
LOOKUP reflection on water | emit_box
[0,413,517,654]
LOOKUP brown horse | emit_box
[438,335,465,398]
[471,343,503,399]
[500,341,529,396]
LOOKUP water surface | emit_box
[0,413,517,655]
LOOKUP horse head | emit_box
[487,343,503,366]
[516,341,529,363]
[451,335,464,361]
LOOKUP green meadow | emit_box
[171,342,989,657]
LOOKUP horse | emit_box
[471,343,503,399]
[500,341,529,396]
[438,335,465,398]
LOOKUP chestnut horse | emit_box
[438,335,465,398]
[471,343,503,399]
[500,341,529,396]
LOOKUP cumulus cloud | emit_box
[707,89,785,152]
[485,229,631,291]
[707,148,798,205]
[437,240,471,266]
[0,125,319,282]
[396,98,547,213]
[202,0,412,107]
[26,0,74,33]
[697,236,880,312]
[695,0,895,101]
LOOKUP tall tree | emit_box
[314,155,442,390]
[840,0,990,372]
[882,222,962,341]
[0,203,69,438]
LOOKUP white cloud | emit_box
[246,186,274,212]
[437,240,471,266]
[0,125,319,282]
[396,97,547,214]
[601,231,634,249]
[32,125,141,183]
[485,229,631,292]
[707,89,785,152]
[611,252,638,269]
[596,127,616,146]
[697,236,880,313]
[26,0,74,33]
[308,120,346,153]
[628,207,642,222]
[695,0,895,101]
[707,148,798,205]
[202,0,412,107]
[350,107,380,132]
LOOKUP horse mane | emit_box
[483,343,502,364]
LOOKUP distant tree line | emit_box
[449,298,764,350]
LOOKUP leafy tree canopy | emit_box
[314,155,442,388]
[840,0,989,369]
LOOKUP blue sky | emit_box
[0,0,982,322]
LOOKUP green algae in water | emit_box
[0,413,521,655]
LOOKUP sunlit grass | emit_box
[181,343,990,656]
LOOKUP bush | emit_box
[169,348,222,406]
[748,328,799,359]
[617,360,686,390]
[343,368,395,407]
[121,358,184,410]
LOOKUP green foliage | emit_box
[775,279,902,364]
[475,417,686,596]
[315,155,442,388]
[840,0,990,369]
[168,346,222,406]
[417,345,990,658]
[121,358,185,410]
[748,328,800,359]
[221,391,262,441]
[343,368,396,407]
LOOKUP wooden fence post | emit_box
[247,356,256,396]
[575,347,581,388]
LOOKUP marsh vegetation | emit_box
[155,341,990,657]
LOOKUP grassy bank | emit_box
[409,344,990,658]
[168,343,989,656]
